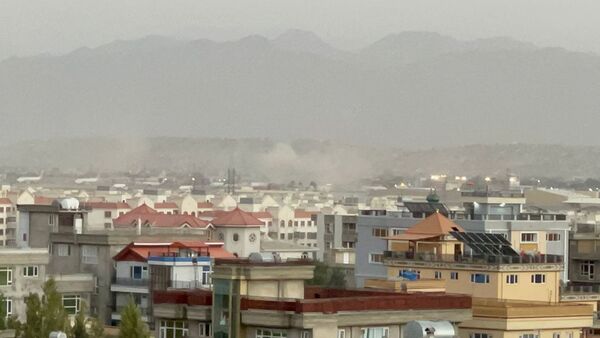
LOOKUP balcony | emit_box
[111,305,152,322]
[111,277,149,293]
[383,250,563,266]
[461,191,525,198]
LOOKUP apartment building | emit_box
[0,248,49,320]
[81,201,131,230]
[268,206,318,248]
[316,212,357,287]
[367,212,594,338]
[355,192,570,287]
[0,198,17,246]
[17,198,213,324]
[111,241,232,325]
[151,258,472,338]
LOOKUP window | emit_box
[104,222,112,229]
[581,260,595,279]
[55,244,71,257]
[233,233,239,242]
[0,267,12,286]
[287,233,293,240]
[369,253,384,264]
[130,266,148,280]
[342,241,355,249]
[62,295,81,314]
[531,274,546,284]
[470,334,492,338]
[288,220,293,227]
[48,215,54,225]
[201,270,212,286]
[471,273,490,284]
[450,272,459,280]
[506,274,518,284]
[307,233,317,239]
[372,228,389,237]
[400,269,420,279]
[434,271,442,279]
[338,329,346,338]
[391,228,404,236]
[521,233,538,243]
[280,220,285,227]
[553,333,560,338]
[256,328,288,338]
[199,322,211,337]
[361,327,389,338]
[343,223,356,232]
[0,219,3,225]
[104,211,112,218]
[547,233,561,241]
[519,334,538,338]
[23,266,39,277]
[82,245,98,264]
[280,234,285,240]
[302,331,311,338]
[1,297,11,317]
[159,320,188,338]
[300,221,305,227]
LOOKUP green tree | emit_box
[71,302,89,338]
[88,317,106,338]
[307,261,328,286]
[326,267,347,288]
[21,279,70,338]
[0,292,6,330]
[118,298,150,338]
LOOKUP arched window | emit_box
[233,233,239,242]
[280,220,285,227]
[288,220,293,227]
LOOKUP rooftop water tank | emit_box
[58,198,79,210]
[248,252,282,263]
[404,321,456,338]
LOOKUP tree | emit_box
[88,317,106,338]
[0,293,6,330]
[327,267,347,288]
[21,279,70,338]
[71,302,88,338]
[118,298,150,338]
[307,261,328,286]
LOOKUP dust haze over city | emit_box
[6,2,600,338]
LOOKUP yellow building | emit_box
[371,212,594,338]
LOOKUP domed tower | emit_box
[426,189,440,204]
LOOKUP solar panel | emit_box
[450,231,519,257]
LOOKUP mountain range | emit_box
[2,29,600,148]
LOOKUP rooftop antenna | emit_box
[226,168,236,195]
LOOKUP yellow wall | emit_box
[460,328,581,338]
[388,266,560,303]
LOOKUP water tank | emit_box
[404,321,456,338]
[49,332,68,338]
[59,198,79,210]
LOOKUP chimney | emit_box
[137,217,142,235]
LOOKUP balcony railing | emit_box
[461,191,525,198]
[383,251,563,265]
[390,212,566,221]
[113,305,151,316]
[112,277,149,287]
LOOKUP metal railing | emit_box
[383,251,563,265]
[112,277,149,287]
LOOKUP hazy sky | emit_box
[2,0,600,61]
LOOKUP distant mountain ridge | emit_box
[1,29,599,149]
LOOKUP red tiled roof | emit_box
[82,202,131,209]
[294,209,314,218]
[404,212,464,235]
[211,207,263,227]
[197,202,214,208]
[129,203,159,215]
[251,211,272,219]
[113,213,210,228]
[113,241,233,262]
[34,196,54,205]
[155,202,178,209]
[0,198,12,205]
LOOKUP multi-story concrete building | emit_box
[316,212,357,287]
[368,212,594,338]
[111,241,232,325]
[152,258,472,338]
[17,198,213,324]
[0,248,49,320]
[0,198,17,246]
[355,194,570,287]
